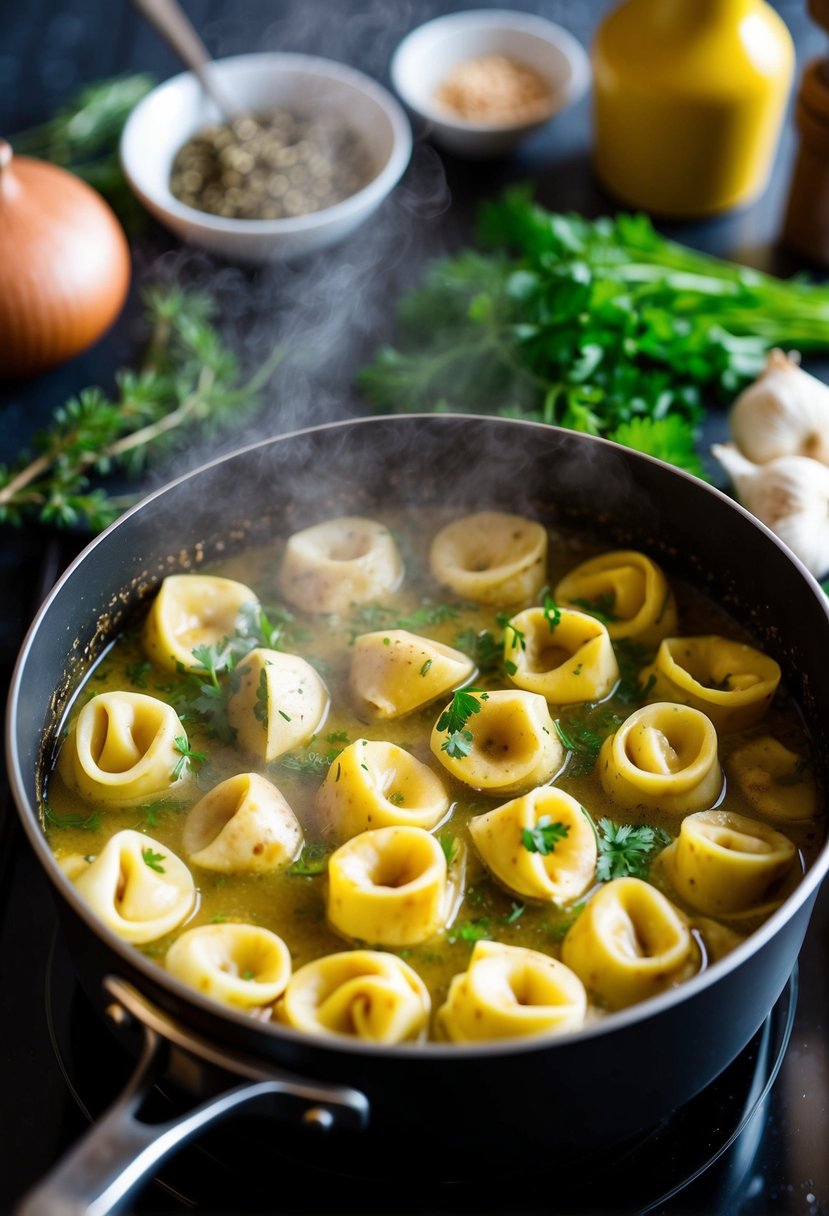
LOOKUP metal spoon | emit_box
[131,0,240,120]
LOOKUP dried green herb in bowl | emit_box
[170,109,374,221]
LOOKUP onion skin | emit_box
[0,140,131,379]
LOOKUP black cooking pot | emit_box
[7,416,829,1215]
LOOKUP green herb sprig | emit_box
[594,816,672,881]
[0,287,282,532]
[359,188,829,476]
[436,688,490,759]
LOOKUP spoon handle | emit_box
[131,0,240,119]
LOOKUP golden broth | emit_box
[44,510,823,1031]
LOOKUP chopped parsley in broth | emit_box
[44,509,823,1040]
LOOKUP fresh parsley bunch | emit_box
[359,187,829,477]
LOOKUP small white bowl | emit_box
[391,9,590,159]
[120,52,412,262]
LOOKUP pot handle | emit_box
[16,976,370,1216]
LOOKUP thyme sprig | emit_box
[0,287,282,531]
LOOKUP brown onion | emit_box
[0,138,131,380]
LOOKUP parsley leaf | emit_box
[171,735,206,780]
[289,844,330,876]
[522,816,570,855]
[142,847,166,873]
[595,816,672,881]
[436,688,490,759]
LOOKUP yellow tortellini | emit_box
[326,826,455,947]
[58,691,188,805]
[554,550,678,646]
[658,810,798,918]
[166,923,292,1009]
[278,516,404,615]
[504,606,619,704]
[66,830,195,944]
[429,511,547,605]
[599,702,722,815]
[182,772,303,874]
[437,941,587,1042]
[350,629,475,720]
[561,878,698,1010]
[640,636,781,732]
[430,689,564,797]
[729,736,819,823]
[316,739,450,839]
[227,647,328,762]
[142,574,257,674]
[469,787,597,904]
[278,950,430,1043]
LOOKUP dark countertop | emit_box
[2,3,829,1214]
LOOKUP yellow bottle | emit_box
[591,0,795,217]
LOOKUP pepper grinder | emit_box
[782,0,829,264]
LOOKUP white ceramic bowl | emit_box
[120,52,412,262]
[391,9,590,159]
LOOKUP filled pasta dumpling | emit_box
[469,787,597,904]
[58,691,189,805]
[639,636,781,732]
[316,739,450,839]
[657,809,798,917]
[326,825,456,946]
[279,950,430,1043]
[554,550,677,646]
[227,647,328,762]
[429,511,547,605]
[67,830,195,944]
[729,736,819,823]
[166,923,292,1009]
[504,606,619,704]
[142,574,257,674]
[437,941,587,1042]
[599,702,722,815]
[561,878,698,1010]
[278,516,404,615]
[182,772,302,873]
[350,629,475,720]
[431,689,564,797]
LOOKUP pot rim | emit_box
[7,413,829,1061]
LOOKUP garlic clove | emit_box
[711,443,829,578]
[730,350,829,467]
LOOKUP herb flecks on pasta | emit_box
[45,512,820,1043]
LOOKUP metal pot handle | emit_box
[16,975,370,1216]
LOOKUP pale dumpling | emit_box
[316,739,450,839]
[437,941,587,1042]
[278,516,404,615]
[469,787,597,903]
[143,574,257,673]
[640,636,781,732]
[166,923,292,1009]
[658,809,797,917]
[326,826,455,946]
[278,950,430,1043]
[430,689,564,797]
[182,772,303,873]
[350,629,475,720]
[561,878,698,1010]
[599,702,722,815]
[58,691,189,805]
[504,606,619,704]
[554,550,678,647]
[429,511,547,605]
[68,830,195,944]
[729,736,819,822]
[227,647,328,762]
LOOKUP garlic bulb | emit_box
[730,350,829,466]
[711,443,829,578]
